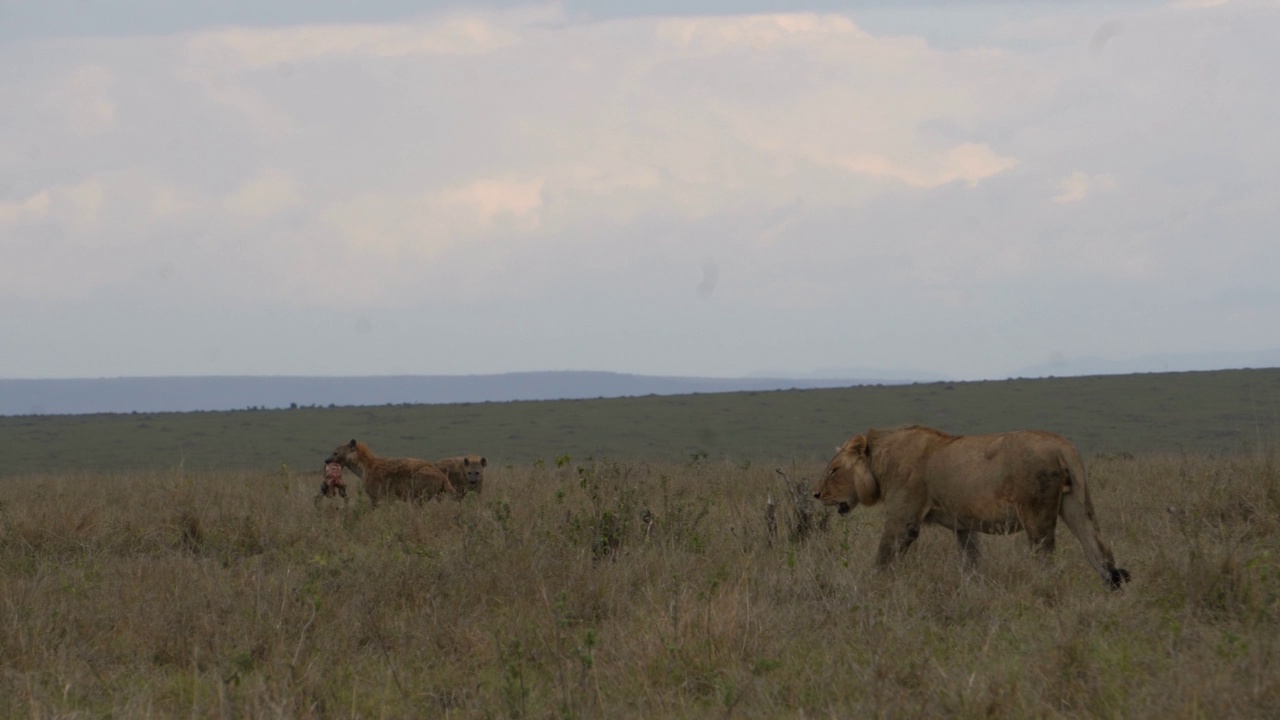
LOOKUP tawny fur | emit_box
[325,440,454,507]
[436,454,487,499]
[814,425,1130,590]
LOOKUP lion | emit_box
[813,425,1130,590]
[436,454,488,498]
[324,439,454,508]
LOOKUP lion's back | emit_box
[906,427,1077,494]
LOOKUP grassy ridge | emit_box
[2,368,1279,476]
[3,453,1278,717]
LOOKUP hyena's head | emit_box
[460,455,487,491]
[326,439,360,468]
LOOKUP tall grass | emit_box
[2,451,1278,718]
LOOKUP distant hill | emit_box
[0,371,899,416]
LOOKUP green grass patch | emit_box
[1,368,1278,476]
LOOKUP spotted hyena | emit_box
[436,454,488,498]
[324,439,453,507]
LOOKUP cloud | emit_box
[437,177,545,229]
[317,176,544,265]
[1088,20,1125,53]
[836,143,1020,189]
[0,179,104,235]
[222,168,303,219]
[654,12,869,51]
[1,178,128,301]
[183,13,524,71]
[0,190,53,226]
[150,185,202,219]
[3,3,1278,379]
[1053,171,1118,204]
[45,64,116,135]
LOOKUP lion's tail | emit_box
[1059,447,1130,590]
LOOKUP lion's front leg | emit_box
[875,521,921,567]
[955,528,981,569]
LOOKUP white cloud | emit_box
[2,3,1277,380]
[0,179,106,236]
[315,176,544,272]
[45,64,116,135]
[1,178,130,301]
[60,180,107,234]
[0,190,52,226]
[654,12,869,52]
[150,185,202,219]
[836,143,1020,189]
[183,13,525,71]
[222,168,303,219]
[1052,171,1118,204]
[436,177,545,230]
[176,62,294,140]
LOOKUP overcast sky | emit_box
[2,0,1277,381]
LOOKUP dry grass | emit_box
[2,452,1279,718]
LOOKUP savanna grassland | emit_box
[3,368,1279,476]
[3,452,1279,718]
[2,369,1280,718]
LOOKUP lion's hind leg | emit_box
[1024,511,1058,559]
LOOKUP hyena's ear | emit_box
[480,457,488,467]
[348,439,357,449]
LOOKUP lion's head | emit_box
[814,434,881,513]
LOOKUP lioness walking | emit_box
[814,425,1130,590]
[325,439,454,507]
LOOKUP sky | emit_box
[2,0,1277,381]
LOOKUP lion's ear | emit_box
[851,435,869,458]
[348,439,357,448]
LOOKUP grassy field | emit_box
[2,451,1278,718]
[2,368,1279,476]
[2,369,1279,717]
